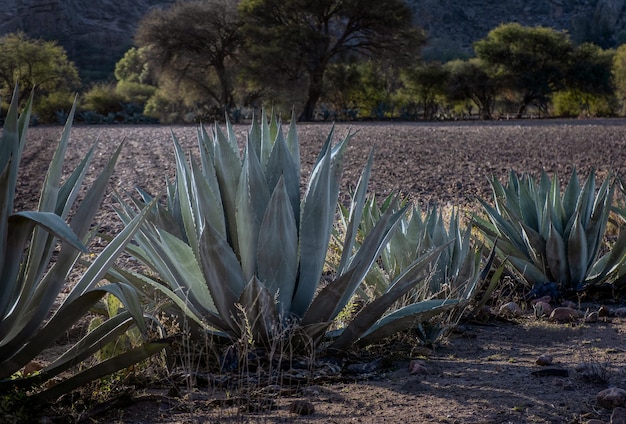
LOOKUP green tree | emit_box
[115,47,155,85]
[239,0,425,121]
[135,0,244,117]
[0,32,80,116]
[613,44,626,114]
[401,62,449,120]
[475,23,573,117]
[444,58,499,119]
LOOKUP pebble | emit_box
[585,311,599,323]
[614,308,626,318]
[562,300,577,309]
[290,400,315,415]
[536,354,553,366]
[599,305,611,317]
[499,301,523,317]
[549,307,581,323]
[612,407,626,424]
[530,295,552,305]
[597,387,626,409]
[533,301,553,317]
[409,360,428,375]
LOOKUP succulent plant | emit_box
[328,194,492,348]
[114,111,451,353]
[0,88,166,401]
[473,169,626,295]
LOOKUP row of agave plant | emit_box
[3,85,626,408]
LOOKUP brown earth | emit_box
[18,118,626,424]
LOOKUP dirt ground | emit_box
[18,118,626,423]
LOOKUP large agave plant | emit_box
[0,89,166,401]
[114,113,447,352]
[473,169,626,295]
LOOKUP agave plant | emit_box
[473,169,626,295]
[113,112,450,353]
[0,88,166,402]
[329,194,491,346]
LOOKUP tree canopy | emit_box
[135,0,243,115]
[239,0,425,121]
[0,32,80,104]
[475,23,573,117]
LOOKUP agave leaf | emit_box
[238,276,278,344]
[545,223,569,285]
[567,214,588,287]
[329,244,450,351]
[34,339,169,402]
[337,149,375,274]
[236,144,270,281]
[265,129,300,221]
[198,222,247,334]
[189,156,226,239]
[355,299,462,347]
[257,177,298,317]
[172,134,200,258]
[293,143,336,317]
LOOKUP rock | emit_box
[612,407,626,424]
[409,360,428,375]
[536,354,553,366]
[561,300,577,309]
[499,301,523,318]
[530,295,552,305]
[599,305,612,317]
[549,307,581,323]
[290,400,315,415]
[614,308,626,318]
[23,360,43,376]
[597,387,626,409]
[585,419,605,424]
[533,301,553,317]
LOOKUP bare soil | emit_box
[19,118,626,424]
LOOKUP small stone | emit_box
[409,360,428,375]
[536,354,553,366]
[586,420,605,424]
[549,307,581,323]
[499,301,523,317]
[561,300,577,309]
[597,387,626,409]
[598,305,611,317]
[585,311,599,323]
[530,295,552,305]
[533,301,553,317]
[290,400,315,415]
[23,361,44,376]
[612,407,626,424]
[614,308,626,318]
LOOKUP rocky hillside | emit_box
[0,0,175,81]
[0,0,624,81]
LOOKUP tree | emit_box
[239,0,425,121]
[475,23,573,117]
[0,32,80,107]
[401,62,449,120]
[613,44,626,114]
[445,58,499,119]
[135,0,243,116]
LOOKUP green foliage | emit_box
[135,0,243,117]
[474,23,574,117]
[115,47,154,85]
[473,170,626,294]
[0,32,81,122]
[612,44,626,114]
[81,83,126,115]
[239,0,425,121]
[401,63,450,119]
[552,89,615,117]
[445,58,499,119]
[0,87,166,401]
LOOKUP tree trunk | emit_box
[299,68,325,122]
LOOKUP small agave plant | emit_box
[0,88,166,402]
[114,112,448,353]
[330,195,491,346]
[473,169,626,296]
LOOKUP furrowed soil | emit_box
[19,119,626,424]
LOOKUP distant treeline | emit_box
[2,0,626,123]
